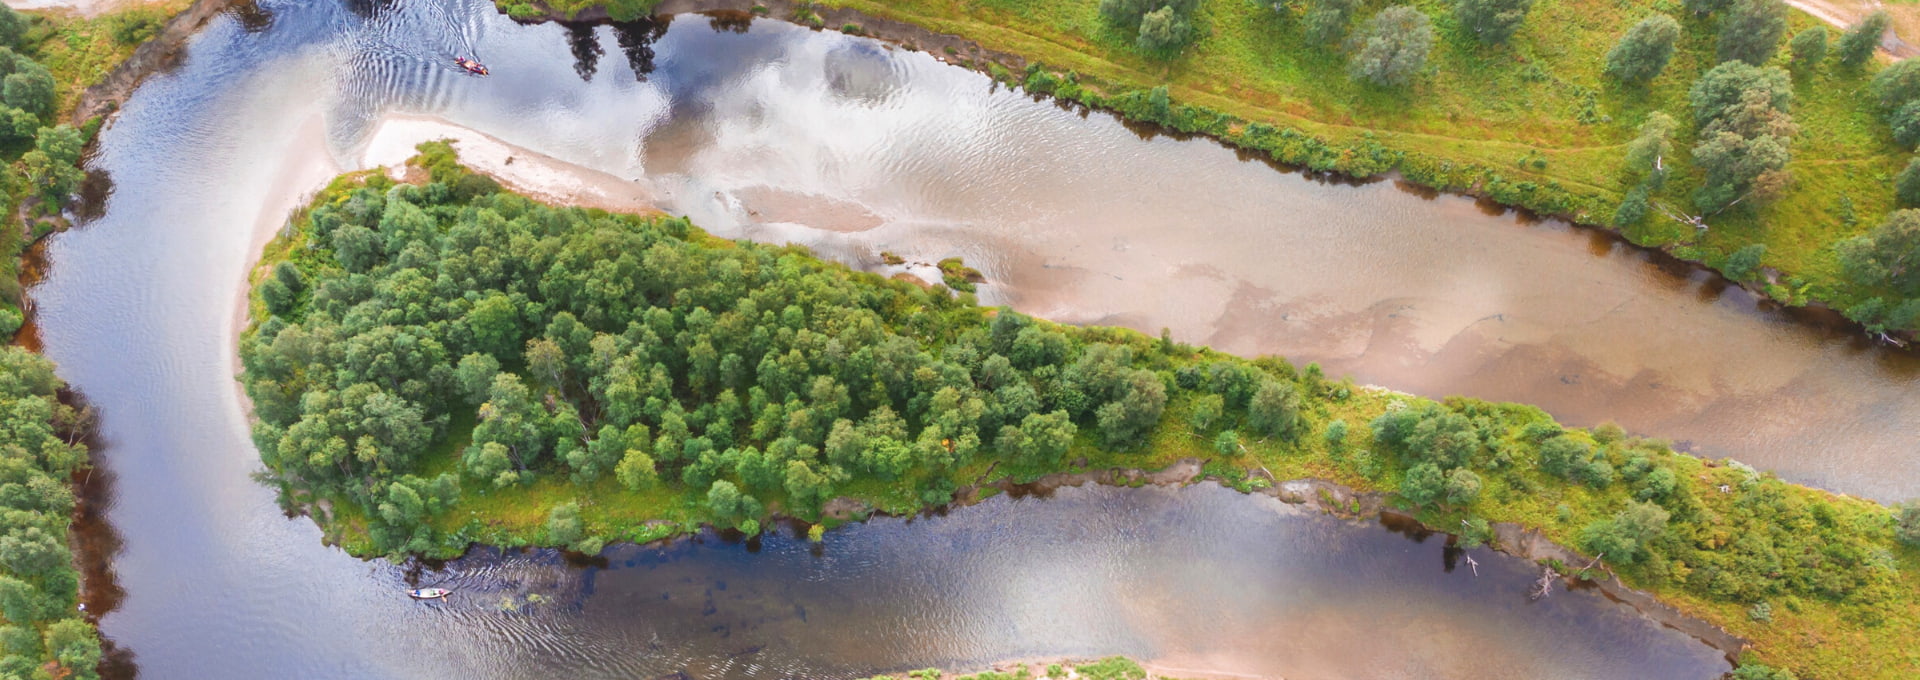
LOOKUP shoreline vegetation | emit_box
[504,0,1920,348]
[859,656,1175,680]
[244,146,1918,679]
[0,3,191,680]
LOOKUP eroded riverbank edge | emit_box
[503,0,1918,353]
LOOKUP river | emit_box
[24,0,1892,676]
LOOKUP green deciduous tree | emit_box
[1304,0,1358,46]
[1836,10,1890,68]
[1578,501,1669,564]
[615,450,657,491]
[1871,57,1920,110]
[0,62,52,117]
[1839,209,1920,295]
[1454,0,1533,44]
[0,6,26,48]
[1100,0,1198,54]
[1789,26,1828,68]
[1400,462,1445,508]
[1892,100,1920,150]
[1896,502,1920,546]
[1444,467,1483,506]
[1247,379,1301,438]
[1348,6,1433,87]
[1688,63,1794,212]
[24,125,85,202]
[1606,15,1681,83]
[1613,185,1650,228]
[1136,6,1194,52]
[1716,0,1787,66]
[1626,111,1677,173]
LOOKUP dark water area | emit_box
[16,0,1854,676]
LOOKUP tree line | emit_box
[0,348,102,680]
[0,3,106,337]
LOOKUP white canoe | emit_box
[408,588,452,600]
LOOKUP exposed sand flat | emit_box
[359,115,657,215]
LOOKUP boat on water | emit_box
[454,57,488,76]
[408,588,453,600]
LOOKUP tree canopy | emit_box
[1605,15,1681,84]
[0,348,100,680]
[1347,6,1433,87]
[1716,0,1787,66]
[1454,0,1533,45]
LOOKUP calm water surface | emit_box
[23,0,1887,676]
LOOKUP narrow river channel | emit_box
[22,0,1900,676]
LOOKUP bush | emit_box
[1612,185,1649,228]
[547,502,584,547]
[1213,430,1241,456]
[1348,6,1434,87]
[1606,15,1681,83]
[1731,662,1797,680]
[105,11,165,45]
[1724,243,1767,281]
[1323,419,1349,450]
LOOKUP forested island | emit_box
[512,0,1920,343]
[243,144,1919,678]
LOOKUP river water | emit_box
[27,0,1900,676]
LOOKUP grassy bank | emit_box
[245,147,1918,678]
[519,0,1920,339]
